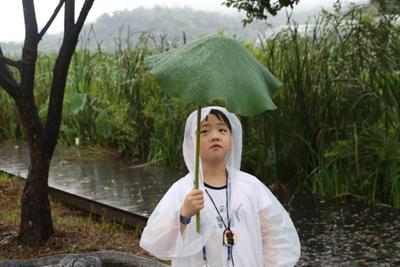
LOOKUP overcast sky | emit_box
[0,0,367,42]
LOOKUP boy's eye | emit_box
[219,128,228,133]
[200,129,208,134]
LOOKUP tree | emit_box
[370,0,400,14]
[223,0,300,25]
[0,0,94,246]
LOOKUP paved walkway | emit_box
[0,142,181,217]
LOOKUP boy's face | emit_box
[199,113,232,165]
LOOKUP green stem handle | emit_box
[195,106,201,233]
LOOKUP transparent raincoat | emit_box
[140,106,301,266]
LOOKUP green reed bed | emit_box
[251,3,400,206]
[0,4,399,207]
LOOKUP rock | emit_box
[0,251,169,267]
[57,255,102,267]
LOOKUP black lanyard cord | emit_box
[205,187,230,229]
[203,184,234,266]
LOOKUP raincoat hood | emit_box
[182,106,243,176]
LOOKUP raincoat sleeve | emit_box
[139,177,215,260]
[258,183,301,266]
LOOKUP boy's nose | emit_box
[211,132,220,141]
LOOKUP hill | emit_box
[1,6,323,54]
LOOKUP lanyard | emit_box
[203,178,235,266]
[205,186,229,228]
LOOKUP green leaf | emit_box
[95,110,112,138]
[39,104,48,118]
[65,93,87,115]
[145,33,281,116]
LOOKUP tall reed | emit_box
[250,2,400,206]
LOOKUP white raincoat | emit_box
[140,106,301,266]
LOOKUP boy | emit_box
[140,106,300,266]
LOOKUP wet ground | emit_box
[1,142,399,266]
[0,142,182,216]
[285,193,400,266]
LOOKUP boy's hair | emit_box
[204,109,232,131]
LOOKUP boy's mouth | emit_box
[210,144,221,149]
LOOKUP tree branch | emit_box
[0,54,22,71]
[74,0,93,30]
[38,0,66,40]
[22,0,39,44]
[0,72,20,98]
[21,0,39,94]
[0,46,20,98]
[64,0,75,38]
[45,0,94,157]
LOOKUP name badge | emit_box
[223,229,236,246]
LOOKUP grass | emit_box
[0,173,157,262]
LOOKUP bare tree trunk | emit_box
[19,150,53,245]
[19,161,53,245]
[15,93,54,245]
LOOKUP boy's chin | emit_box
[201,154,227,164]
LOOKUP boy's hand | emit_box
[180,188,205,217]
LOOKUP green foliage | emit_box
[244,2,400,206]
[223,0,300,25]
[143,94,191,166]
[370,0,400,14]
[0,90,21,141]
[1,3,400,207]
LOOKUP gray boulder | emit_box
[0,251,169,267]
